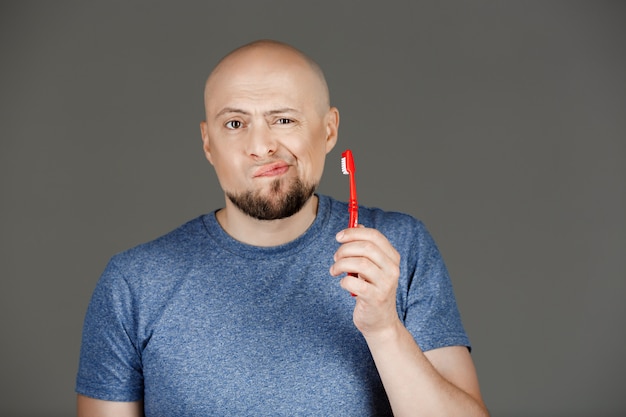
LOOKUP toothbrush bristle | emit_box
[341,157,348,175]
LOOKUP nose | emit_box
[246,122,277,158]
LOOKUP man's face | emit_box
[201,47,338,220]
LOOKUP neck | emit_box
[215,194,319,247]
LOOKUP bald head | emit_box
[198,40,340,228]
[204,40,330,116]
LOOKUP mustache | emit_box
[252,154,294,166]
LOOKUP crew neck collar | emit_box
[202,194,331,260]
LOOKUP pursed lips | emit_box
[253,161,290,178]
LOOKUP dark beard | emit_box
[226,178,317,221]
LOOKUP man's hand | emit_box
[330,225,402,337]
[330,225,490,416]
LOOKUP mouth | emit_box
[253,161,290,178]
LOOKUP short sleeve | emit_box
[402,221,471,352]
[75,258,144,401]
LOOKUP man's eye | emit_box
[225,120,242,129]
[277,118,293,125]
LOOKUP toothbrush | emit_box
[341,149,358,228]
[341,149,359,295]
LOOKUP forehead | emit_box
[204,47,326,115]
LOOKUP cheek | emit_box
[313,157,327,180]
[300,142,328,181]
[210,149,240,188]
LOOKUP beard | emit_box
[226,177,317,221]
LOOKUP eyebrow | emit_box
[215,107,250,119]
[266,107,300,115]
[214,107,301,119]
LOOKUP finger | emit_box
[340,270,396,304]
[330,255,379,282]
[336,227,400,265]
[334,240,399,279]
[332,255,399,300]
[339,273,369,296]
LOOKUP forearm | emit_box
[364,321,489,417]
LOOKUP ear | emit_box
[324,107,340,154]
[200,121,214,165]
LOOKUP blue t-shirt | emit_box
[76,194,469,416]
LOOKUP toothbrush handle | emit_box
[348,175,358,228]
[348,202,358,228]
[347,182,358,296]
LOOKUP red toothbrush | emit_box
[341,149,358,228]
[341,149,359,295]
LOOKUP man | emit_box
[76,40,489,416]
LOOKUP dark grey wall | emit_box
[1,1,624,416]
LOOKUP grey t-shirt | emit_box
[76,194,470,416]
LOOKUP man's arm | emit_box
[365,326,488,417]
[77,395,143,417]
[331,226,489,417]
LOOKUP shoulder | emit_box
[103,215,209,284]
[323,194,424,232]
[87,216,213,325]
[116,215,206,259]
[322,195,438,263]
[357,203,430,247]
[324,195,441,264]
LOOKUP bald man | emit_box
[76,40,489,417]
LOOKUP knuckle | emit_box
[391,264,400,278]
[357,258,371,270]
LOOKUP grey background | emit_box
[1,1,624,416]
